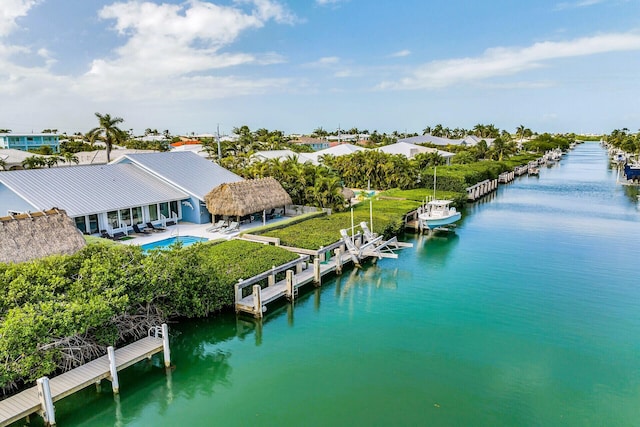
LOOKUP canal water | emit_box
[49,143,640,426]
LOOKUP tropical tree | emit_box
[21,156,46,169]
[87,113,126,163]
[61,152,80,165]
[0,157,6,171]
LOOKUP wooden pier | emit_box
[0,325,170,427]
[466,178,498,201]
[498,170,515,183]
[235,238,359,317]
[238,226,410,318]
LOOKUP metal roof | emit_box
[117,152,243,201]
[0,164,189,217]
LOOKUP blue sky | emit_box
[1,0,640,136]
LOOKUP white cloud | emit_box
[0,0,39,37]
[303,56,340,67]
[316,0,347,5]
[390,49,411,58]
[554,0,605,10]
[379,32,640,90]
[0,0,297,111]
[77,0,296,100]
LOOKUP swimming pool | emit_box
[140,235,208,251]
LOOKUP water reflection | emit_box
[415,232,460,266]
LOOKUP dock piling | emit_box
[36,377,55,426]
[335,247,343,274]
[107,346,120,394]
[313,257,321,285]
[161,323,171,368]
[285,269,295,301]
[252,284,263,318]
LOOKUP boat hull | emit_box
[419,212,462,229]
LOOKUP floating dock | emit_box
[0,325,170,427]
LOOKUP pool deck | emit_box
[117,216,288,247]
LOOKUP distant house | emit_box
[0,133,60,152]
[377,142,455,165]
[397,134,464,147]
[304,143,366,165]
[461,135,496,147]
[292,137,330,151]
[0,152,243,234]
[252,150,313,163]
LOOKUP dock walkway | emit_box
[0,329,169,427]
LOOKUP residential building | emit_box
[0,151,243,234]
[377,142,455,165]
[0,133,60,152]
[292,136,330,151]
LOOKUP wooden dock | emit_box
[236,227,410,318]
[234,246,354,317]
[0,327,169,427]
[466,178,498,201]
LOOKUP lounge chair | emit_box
[112,231,127,240]
[206,220,226,232]
[146,222,166,232]
[100,230,113,240]
[133,223,150,235]
[221,221,239,233]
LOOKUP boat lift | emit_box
[340,222,413,267]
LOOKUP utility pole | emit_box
[216,124,222,161]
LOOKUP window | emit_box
[120,208,131,226]
[160,202,169,218]
[74,216,86,233]
[107,211,119,229]
[132,206,142,225]
[149,204,158,221]
[170,201,178,218]
[88,214,99,234]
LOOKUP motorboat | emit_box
[418,199,461,230]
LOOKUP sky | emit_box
[1,0,640,136]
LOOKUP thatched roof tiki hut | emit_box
[0,208,86,264]
[204,177,292,224]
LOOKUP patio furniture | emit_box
[146,222,166,232]
[133,224,150,235]
[206,220,226,232]
[221,221,239,233]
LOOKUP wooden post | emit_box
[37,377,56,426]
[313,257,321,285]
[335,248,343,274]
[296,261,303,274]
[162,323,171,368]
[108,346,120,394]
[285,269,295,301]
[235,280,242,307]
[252,284,263,318]
[268,265,276,287]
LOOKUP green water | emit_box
[38,144,640,426]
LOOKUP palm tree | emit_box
[422,126,432,135]
[21,156,46,169]
[61,152,79,165]
[516,125,526,142]
[87,113,126,163]
[0,157,6,171]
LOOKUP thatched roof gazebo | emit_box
[0,209,86,264]
[204,177,293,220]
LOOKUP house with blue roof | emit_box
[0,151,243,235]
[0,133,60,152]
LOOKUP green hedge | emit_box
[0,240,297,390]
[262,198,421,249]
